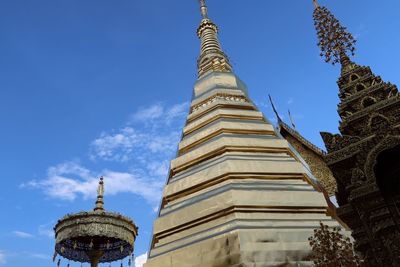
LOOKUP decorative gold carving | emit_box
[282,130,337,196]
[191,94,248,113]
[55,211,137,263]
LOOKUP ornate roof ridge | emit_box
[279,121,326,156]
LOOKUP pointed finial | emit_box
[268,95,283,123]
[313,2,356,65]
[288,110,297,130]
[199,0,208,18]
[196,0,232,77]
[94,176,105,211]
[312,0,319,9]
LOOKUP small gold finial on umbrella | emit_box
[94,177,105,212]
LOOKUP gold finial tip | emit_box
[199,0,208,18]
[94,176,105,211]
[313,0,319,9]
[97,176,104,196]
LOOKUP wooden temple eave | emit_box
[348,184,381,201]
[324,136,374,165]
[337,82,393,109]
[338,70,371,87]
[337,66,372,86]
[339,96,400,130]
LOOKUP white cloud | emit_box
[132,104,164,121]
[131,102,189,124]
[23,162,163,205]
[165,102,189,123]
[24,102,188,206]
[0,251,5,265]
[146,160,169,177]
[135,252,148,267]
[287,97,294,105]
[90,102,187,163]
[90,127,145,162]
[13,231,34,238]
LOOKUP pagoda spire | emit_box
[94,176,105,212]
[196,0,232,78]
[312,0,356,72]
[199,0,208,18]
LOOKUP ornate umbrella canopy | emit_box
[54,177,138,267]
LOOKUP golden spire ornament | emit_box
[312,0,356,65]
[196,0,232,78]
[94,176,105,211]
[199,0,208,18]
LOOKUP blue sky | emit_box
[0,0,399,266]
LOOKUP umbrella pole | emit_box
[87,250,104,267]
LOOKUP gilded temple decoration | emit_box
[313,1,400,265]
[313,0,356,65]
[53,177,138,267]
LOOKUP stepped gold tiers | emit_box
[144,71,345,267]
[145,1,346,266]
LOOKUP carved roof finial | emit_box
[268,95,283,124]
[199,0,208,19]
[288,110,297,130]
[94,176,105,212]
[313,2,356,66]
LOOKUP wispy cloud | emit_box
[135,252,148,267]
[23,162,163,205]
[23,102,188,207]
[90,127,145,162]
[90,102,188,162]
[131,102,189,125]
[287,97,294,105]
[131,104,164,122]
[13,231,34,239]
[0,251,5,265]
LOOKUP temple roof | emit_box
[278,120,326,157]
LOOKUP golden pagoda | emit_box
[144,1,346,266]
